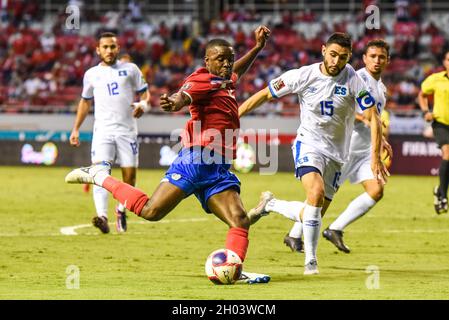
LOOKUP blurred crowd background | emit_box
[1,0,449,122]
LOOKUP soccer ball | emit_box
[233,143,256,173]
[205,249,242,285]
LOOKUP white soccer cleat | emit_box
[65,161,111,185]
[237,271,271,284]
[247,191,274,225]
[303,259,319,275]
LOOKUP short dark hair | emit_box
[363,39,390,56]
[98,32,117,42]
[326,32,352,50]
[205,38,232,51]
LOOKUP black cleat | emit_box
[442,198,448,214]
[283,233,304,253]
[322,228,350,253]
[433,186,448,214]
[92,216,110,234]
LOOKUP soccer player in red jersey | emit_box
[66,26,271,283]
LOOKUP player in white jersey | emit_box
[239,33,388,275]
[69,32,150,234]
[320,40,392,252]
[282,39,392,254]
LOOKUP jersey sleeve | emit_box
[179,78,211,104]
[81,71,94,100]
[268,69,303,99]
[421,74,435,95]
[131,64,148,94]
[351,72,376,112]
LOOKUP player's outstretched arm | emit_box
[160,92,190,113]
[233,25,270,78]
[239,87,273,117]
[70,98,92,147]
[364,107,389,184]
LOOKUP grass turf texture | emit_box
[1,166,449,299]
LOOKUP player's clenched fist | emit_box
[160,93,174,112]
[254,25,271,49]
[160,93,181,112]
[69,130,80,147]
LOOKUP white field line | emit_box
[0,217,212,237]
[59,217,211,235]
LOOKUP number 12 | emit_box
[107,82,119,96]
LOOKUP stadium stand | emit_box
[1,0,449,122]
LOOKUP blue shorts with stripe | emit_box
[164,147,241,213]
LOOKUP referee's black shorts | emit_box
[432,120,449,147]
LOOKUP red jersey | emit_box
[179,68,240,159]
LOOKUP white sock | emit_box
[93,170,109,186]
[289,221,303,238]
[93,185,109,218]
[117,202,126,213]
[329,192,377,231]
[302,204,322,264]
[266,199,305,222]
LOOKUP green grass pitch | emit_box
[1,166,449,299]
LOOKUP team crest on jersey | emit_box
[210,79,233,90]
[220,81,232,89]
[307,86,317,93]
[272,79,285,91]
[210,79,222,85]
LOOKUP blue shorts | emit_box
[164,148,241,213]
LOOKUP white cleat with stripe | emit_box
[65,161,111,185]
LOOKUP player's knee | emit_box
[368,186,383,202]
[373,188,384,202]
[229,211,250,229]
[140,203,165,221]
[307,187,325,207]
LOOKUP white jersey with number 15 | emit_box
[268,63,375,163]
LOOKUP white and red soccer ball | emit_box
[205,249,242,285]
